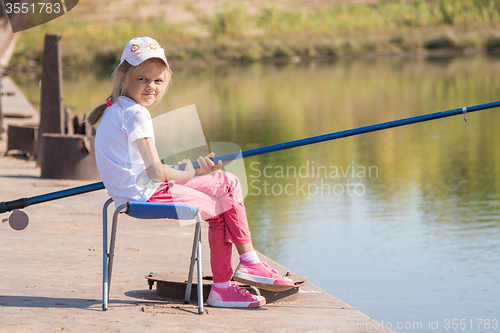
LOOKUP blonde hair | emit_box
[86,58,172,127]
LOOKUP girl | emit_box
[87,37,293,308]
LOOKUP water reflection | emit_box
[10,54,500,330]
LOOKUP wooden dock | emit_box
[0,75,39,154]
[1,76,39,119]
[0,21,39,152]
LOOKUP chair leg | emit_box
[102,198,113,311]
[103,202,127,311]
[185,213,203,314]
[196,223,203,314]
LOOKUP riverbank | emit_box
[9,0,500,70]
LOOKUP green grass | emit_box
[9,0,500,70]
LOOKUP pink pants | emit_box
[148,170,252,283]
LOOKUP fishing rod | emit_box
[175,101,500,170]
[1,100,500,230]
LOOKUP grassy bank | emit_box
[9,0,500,70]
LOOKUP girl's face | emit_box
[124,61,167,107]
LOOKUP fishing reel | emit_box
[1,209,29,230]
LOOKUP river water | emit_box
[12,54,500,332]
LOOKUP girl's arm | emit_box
[134,137,195,183]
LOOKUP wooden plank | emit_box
[1,76,39,119]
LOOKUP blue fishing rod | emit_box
[1,100,500,229]
[176,101,500,170]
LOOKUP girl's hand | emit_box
[196,152,222,176]
[178,159,196,178]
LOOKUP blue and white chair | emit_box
[102,199,204,314]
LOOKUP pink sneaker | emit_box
[207,284,266,308]
[233,261,294,291]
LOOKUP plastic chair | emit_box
[102,198,204,314]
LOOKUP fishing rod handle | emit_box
[0,198,29,214]
[0,182,105,214]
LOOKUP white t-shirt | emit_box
[95,96,161,208]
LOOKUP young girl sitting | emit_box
[87,37,293,308]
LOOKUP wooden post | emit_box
[65,107,73,135]
[36,33,100,180]
[39,34,63,134]
[37,33,63,163]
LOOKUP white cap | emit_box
[119,36,169,68]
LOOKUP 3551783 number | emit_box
[443,319,498,330]
[5,2,61,14]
